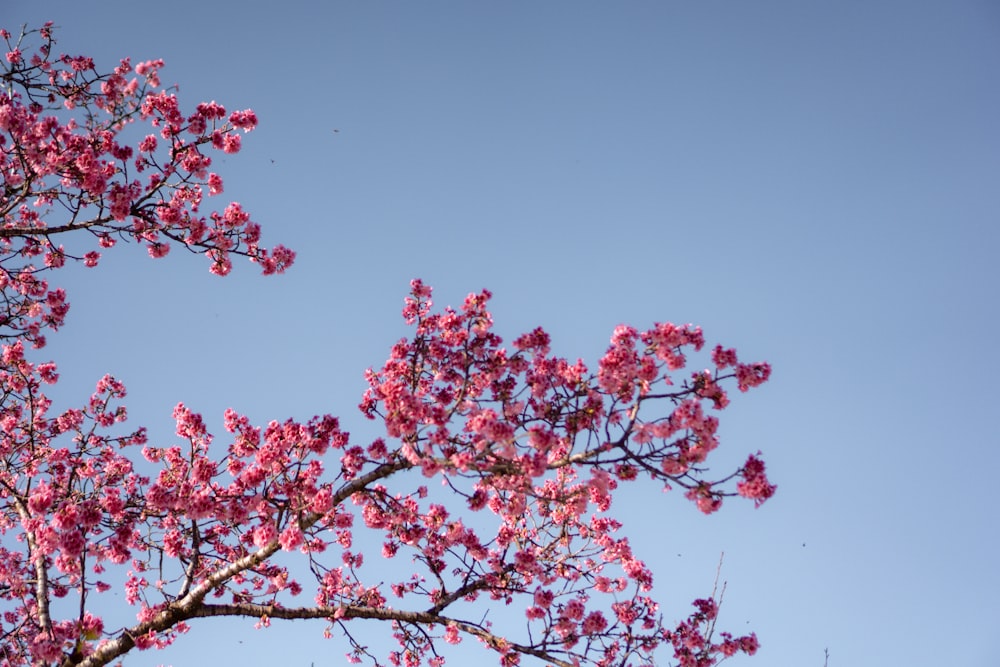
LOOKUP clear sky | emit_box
[3,1,998,666]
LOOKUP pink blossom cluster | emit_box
[737,454,777,507]
[348,281,772,663]
[6,274,770,667]
[0,23,292,349]
[0,342,147,662]
[663,597,759,667]
[0,24,774,667]
[0,24,294,665]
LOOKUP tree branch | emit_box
[188,603,579,667]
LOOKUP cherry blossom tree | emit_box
[0,24,775,667]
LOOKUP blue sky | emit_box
[4,1,999,665]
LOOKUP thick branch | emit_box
[1,483,54,639]
[0,217,112,239]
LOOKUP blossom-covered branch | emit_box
[0,24,293,348]
[0,24,774,667]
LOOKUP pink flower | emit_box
[37,362,58,384]
[737,454,776,507]
[711,345,738,369]
[252,523,278,547]
[28,483,55,513]
[147,242,170,258]
[208,252,232,276]
[581,611,608,635]
[222,133,241,154]
[78,612,104,640]
[533,588,554,609]
[686,485,723,514]
[735,362,771,392]
[279,525,304,551]
[259,244,296,275]
[196,101,226,120]
[139,135,158,152]
[58,529,86,557]
[44,248,66,268]
[525,606,546,620]
[561,598,585,621]
[222,202,249,226]
[134,59,164,86]
[229,109,258,132]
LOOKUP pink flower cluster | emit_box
[350,281,773,662]
[663,597,759,667]
[0,23,776,667]
[737,454,777,507]
[0,23,294,350]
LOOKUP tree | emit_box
[0,24,775,667]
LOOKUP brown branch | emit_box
[0,480,54,640]
[188,603,579,667]
[0,216,114,239]
[426,571,499,615]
